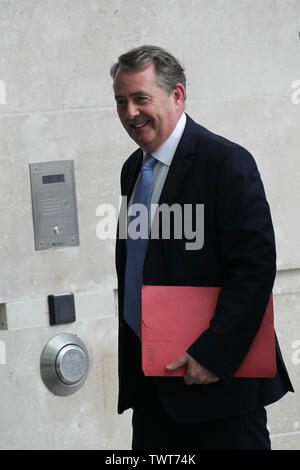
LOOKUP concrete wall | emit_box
[0,0,299,449]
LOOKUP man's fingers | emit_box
[166,353,220,386]
[185,359,220,385]
[166,353,188,370]
[183,372,195,386]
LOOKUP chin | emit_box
[139,140,157,153]
[134,137,154,152]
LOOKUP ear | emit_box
[173,83,185,106]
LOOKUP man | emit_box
[111,45,293,450]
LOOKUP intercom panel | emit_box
[29,160,79,250]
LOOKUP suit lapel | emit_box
[157,114,197,206]
[117,148,142,280]
[123,148,143,199]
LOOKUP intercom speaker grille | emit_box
[40,197,60,217]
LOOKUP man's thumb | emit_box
[166,354,188,370]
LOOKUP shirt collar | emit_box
[143,112,186,166]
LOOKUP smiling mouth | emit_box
[131,120,150,129]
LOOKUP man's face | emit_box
[113,63,184,153]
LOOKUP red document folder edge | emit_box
[141,285,276,378]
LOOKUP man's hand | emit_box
[166,352,220,385]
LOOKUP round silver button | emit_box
[40,333,89,396]
[56,344,87,385]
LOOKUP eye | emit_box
[116,98,126,108]
[136,96,148,104]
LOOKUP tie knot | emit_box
[143,153,157,170]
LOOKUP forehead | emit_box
[113,63,164,96]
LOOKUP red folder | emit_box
[141,285,276,378]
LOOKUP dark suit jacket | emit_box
[116,114,293,422]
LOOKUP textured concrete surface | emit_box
[268,288,300,449]
[0,315,132,449]
[0,0,299,450]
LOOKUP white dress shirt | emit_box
[127,112,187,233]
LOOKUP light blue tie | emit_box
[123,154,157,335]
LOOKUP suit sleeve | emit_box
[187,149,276,382]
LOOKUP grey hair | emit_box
[110,45,186,100]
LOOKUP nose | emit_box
[125,100,140,120]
